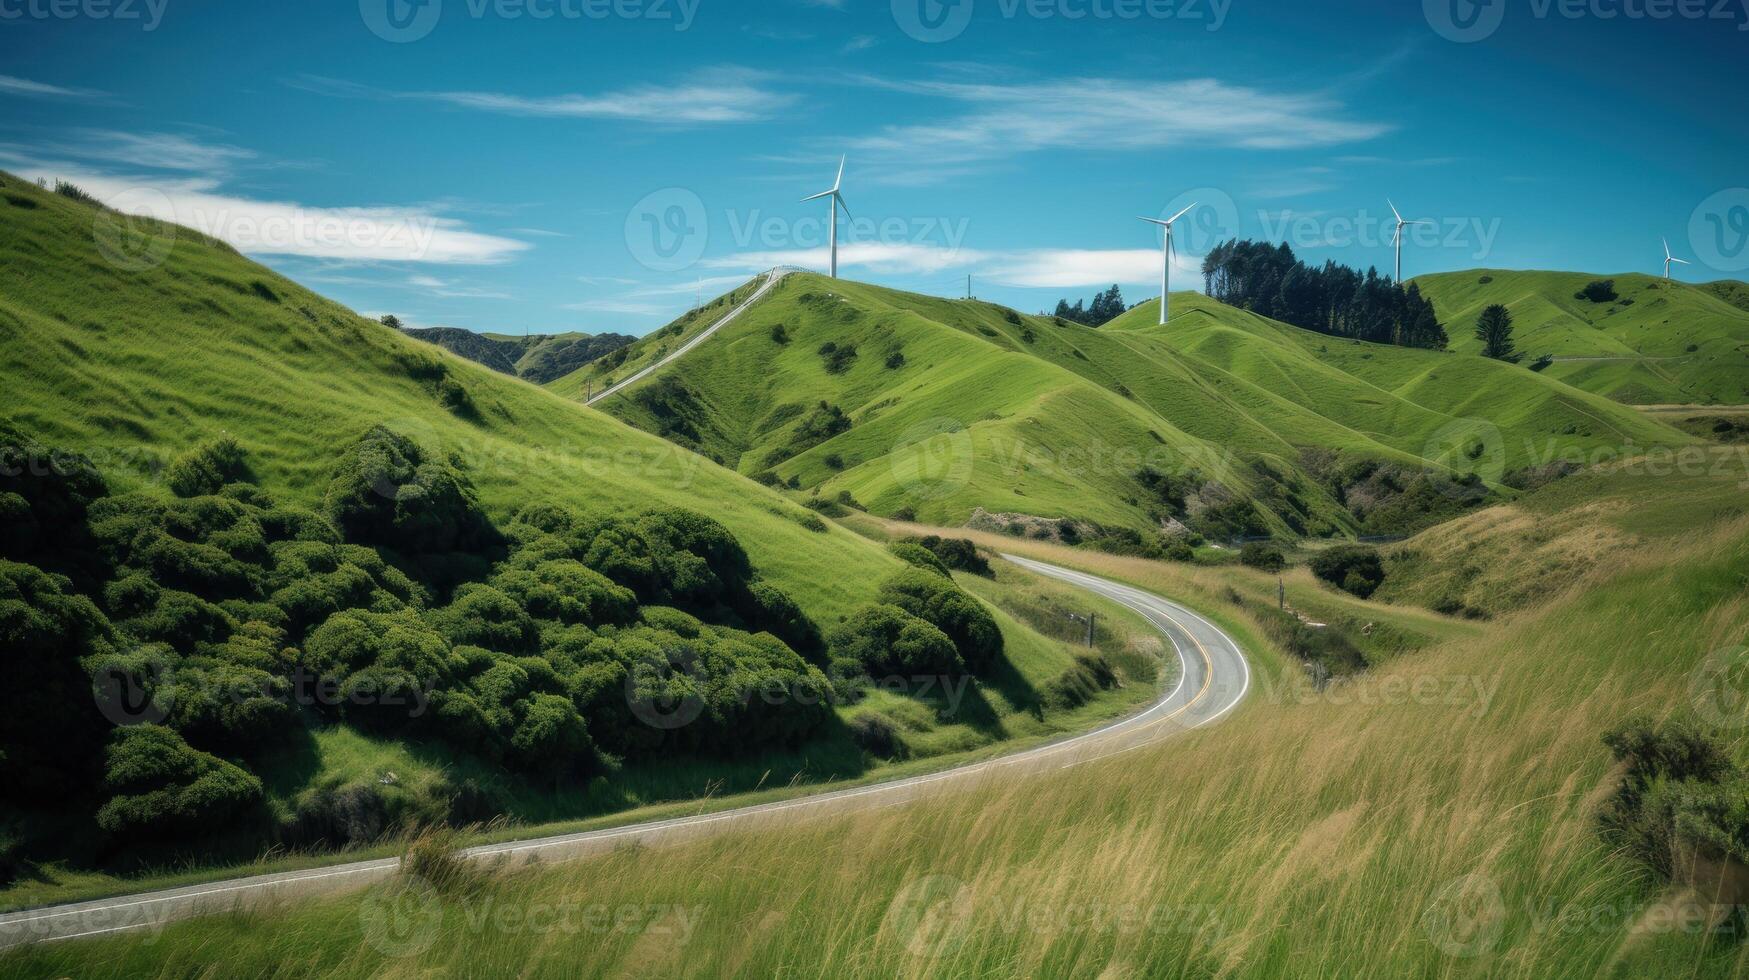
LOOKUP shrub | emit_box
[817,342,858,374]
[770,323,788,344]
[823,453,844,470]
[1575,279,1618,303]
[437,376,476,417]
[890,542,952,578]
[1309,546,1384,598]
[892,506,917,522]
[1042,655,1116,710]
[493,559,636,627]
[95,726,263,840]
[166,437,249,497]
[1601,718,1740,878]
[324,426,496,557]
[847,713,907,759]
[1239,542,1285,572]
[885,350,906,369]
[741,581,824,656]
[827,604,962,677]
[1528,353,1554,372]
[435,584,539,653]
[877,569,1003,672]
[903,536,991,576]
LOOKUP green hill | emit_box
[1412,269,1749,405]
[0,174,1148,901]
[553,275,1687,541]
[400,327,635,384]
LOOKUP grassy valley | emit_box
[399,327,636,385]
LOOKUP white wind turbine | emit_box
[1139,202,1196,325]
[801,156,852,279]
[1663,237,1691,280]
[1389,199,1432,284]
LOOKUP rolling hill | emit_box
[551,274,1688,541]
[1413,269,1749,405]
[0,173,1156,903]
[399,327,635,384]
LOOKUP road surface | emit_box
[585,268,793,406]
[0,555,1249,950]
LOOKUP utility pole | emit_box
[1278,577,1286,611]
[966,274,972,300]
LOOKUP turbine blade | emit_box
[1137,216,1170,226]
[801,189,835,203]
[1672,257,1691,265]
[834,155,846,193]
[1165,202,1197,225]
[836,193,852,221]
[1388,199,1404,223]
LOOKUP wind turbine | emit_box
[1663,237,1691,280]
[801,156,851,279]
[1139,202,1196,325]
[1389,199,1432,284]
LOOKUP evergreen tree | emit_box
[1475,304,1519,362]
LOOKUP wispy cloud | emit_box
[2,148,528,265]
[842,75,1389,179]
[13,130,258,173]
[700,242,1196,289]
[293,69,794,125]
[0,75,106,101]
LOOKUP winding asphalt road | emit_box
[585,268,793,406]
[0,555,1249,950]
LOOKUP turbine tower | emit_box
[1139,202,1196,325]
[1663,237,1691,280]
[802,156,851,279]
[1389,199,1432,284]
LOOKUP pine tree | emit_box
[1475,304,1519,362]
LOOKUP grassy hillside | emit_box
[1413,269,1749,405]
[555,274,1688,541]
[21,461,1749,978]
[400,327,635,385]
[0,174,1160,905]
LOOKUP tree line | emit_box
[1051,285,1130,326]
[1200,240,1448,350]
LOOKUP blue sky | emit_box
[1,0,1744,336]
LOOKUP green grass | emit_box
[18,473,1747,977]
[551,272,1690,540]
[1413,269,1749,405]
[0,173,1190,909]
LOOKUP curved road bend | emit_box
[0,555,1249,949]
[585,268,794,406]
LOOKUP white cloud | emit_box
[845,75,1388,175]
[0,75,104,100]
[700,242,1197,289]
[5,156,528,264]
[295,69,793,125]
[24,130,257,173]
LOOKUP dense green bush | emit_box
[876,569,1003,673]
[323,426,497,557]
[889,542,952,577]
[847,712,907,759]
[827,604,963,677]
[0,559,118,793]
[1601,718,1741,879]
[166,437,249,498]
[95,726,263,839]
[902,536,991,576]
[1239,543,1285,572]
[1309,546,1384,598]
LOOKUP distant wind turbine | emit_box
[1663,237,1691,280]
[1139,202,1196,325]
[1389,199,1432,284]
[801,156,851,279]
